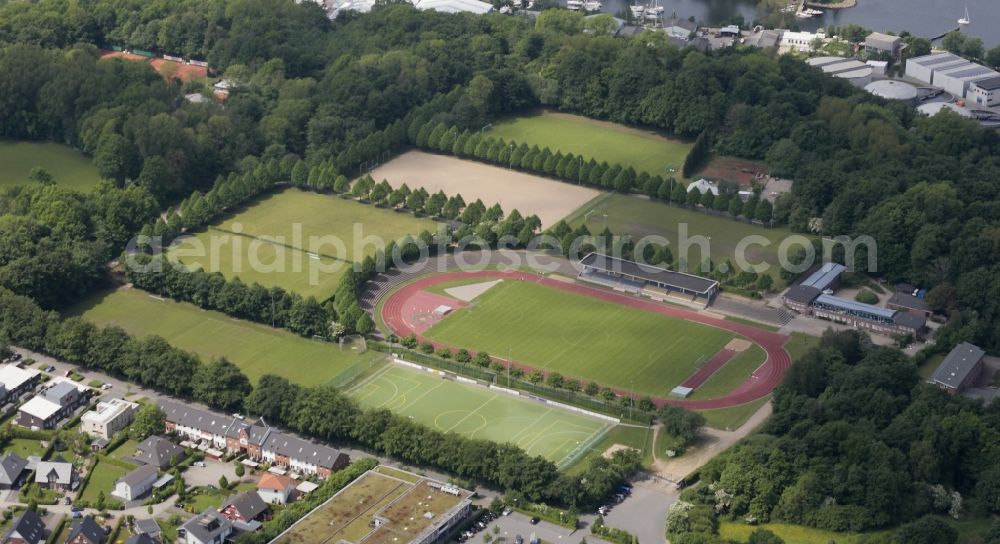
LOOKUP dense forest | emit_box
[669,330,1000,543]
[1,0,1000,534]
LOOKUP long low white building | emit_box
[905,52,969,85]
[935,64,1000,100]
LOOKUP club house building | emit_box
[578,253,719,307]
[271,466,473,544]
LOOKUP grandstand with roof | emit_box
[578,253,719,308]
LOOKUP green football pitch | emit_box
[487,111,692,178]
[71,288,381,385]
[424,281,737,399]
[0,140,101,190]
[170,189,438,299]
[349,365,611,466]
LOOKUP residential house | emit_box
[0,364,41,407]
[928,342,986,394]
[0,453,27,489]
[16,380,88,429]
[112,464,158,502]
[220,491,269,524]
[81,399,138,440]
[34,460,75,490]
[133,436,184,469]
[180,509,232,544]
[864,31,902,59]
[124,535,157,544]
[66,517,105,544]
[160,401,348,478]
[257,473,295,504]
[686,178,719,196]
[2,509,46,544]
[133,520,160,539]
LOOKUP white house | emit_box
[256,473,295,505]
[180,509,232,544]
[81,399,138,440]
[112,464,158,502]
[686,178,719,196]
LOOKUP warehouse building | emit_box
[928,342,985,394]
[905,52,970,85]
[864,32,902,59]
[806,57,873,87]
[934,64,1000,101]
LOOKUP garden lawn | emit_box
[0,141,101,190]
[71,288,382,386]
[488,111,691,178]
[425,281,737,398]
[569,194,802,286]
[109,439,141,460]
[4,438,48,458]
[79,460,132,503]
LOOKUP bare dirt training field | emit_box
[369,151,599,227]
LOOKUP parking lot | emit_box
[462,511,607,544]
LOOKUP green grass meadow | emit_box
[169,188,437,299]
[0,140,101,190]
[71,288,381,385]
[570,194,801,286]
[424,281,737,398]
[688,345,766,401]
[79,460,133,503]
[488,112,692,178]
[349,365,610,466]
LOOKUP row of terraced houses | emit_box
[158,401,349,478]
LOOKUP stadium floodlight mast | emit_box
[508,143,515,170]
[507,347,512,388]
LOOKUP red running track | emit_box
[381,270,792,410]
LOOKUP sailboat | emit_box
[958,5,970,25]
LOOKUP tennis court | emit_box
[349,365,611,466]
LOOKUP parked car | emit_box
[72,512,82,519]
[11,353,21,361]
[193,461,206,467]
[101,383,113,390]
[515,536,523,544]
[44,365,55,372]
[71,506,83,512]
[529,517,539,525]
[502,508,512,516]
[63,497,72,505]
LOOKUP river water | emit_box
[597,0,999,47]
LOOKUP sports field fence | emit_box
[326,353,384,388]
[368,341,652,425]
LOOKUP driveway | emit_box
[182,459,240,488]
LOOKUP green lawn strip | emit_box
[719,515,991,544]
[349,364,609,464]
[688,345,766,401]
[723,316,780,332]
[697,396,770,431]
[488,111,692,178]
[570,194,801,286]
[425,280,735,398]
[0,140,101,190]
[69,287,379,386]
[564,425,654,475]
[919,352,946,380]
[655,429,685,458]
[784,332,822,363]
[79,460,133,503]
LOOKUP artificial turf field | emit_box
[570,194,802,286]
[349,365,611,466]
[487,111,692,178]
[0,140,101,190]
[169,188,437,299]
[424,281,738,399]
[71,288,380,385]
